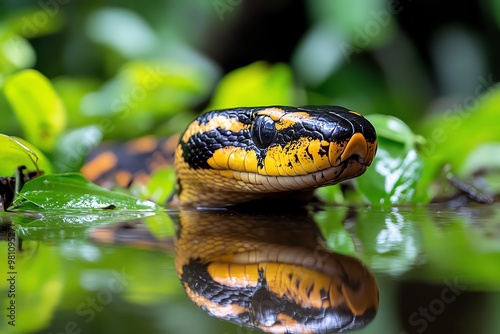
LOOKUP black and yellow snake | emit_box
[84,105,379,333]
[84,105,377,207]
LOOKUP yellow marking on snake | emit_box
[125,135,157,153]
[256,108,312,130]
[255,107,286,121]
[206,138,358,179]
[275,112,312,130]
[81,151,117,181]
[115,170,133,187]
[182,115,249,143]
[341,132,368,162]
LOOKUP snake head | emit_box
[174,106,377,206]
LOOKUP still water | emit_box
[1,204,499,334]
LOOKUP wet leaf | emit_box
[356,115,424,205]
[11,211,158,239]
[12,173,158,212]
[357,140,423,205]
[4,69,67,151]
[367,114,416,148]
[130,167,176,205]
[0,210,178,333]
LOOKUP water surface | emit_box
[1,204,499,334]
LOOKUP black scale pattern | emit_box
[180,106,377,171]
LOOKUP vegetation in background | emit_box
[1,2,500,334]
[0,1,499,210]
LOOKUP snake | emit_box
[83,105,379,333]
[83,105,377,207]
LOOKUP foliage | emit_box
[209,61,296,109]
[0,134,52,175]
[12,173,159,212]
[4,69,66,151]
[0,1,498,210]
[0,3,499,334]
[356,115,424,205]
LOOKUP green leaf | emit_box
[80,59,218,138]
[12,173,158,212]
[141,211,176,239]
[316,184,345,205]
[488,0,500,28]
[458,143,500,193]
[0,134,52,176]
[416,83,500,200]
[367,114,417,149]
[0,33,36,76]
[357,140,423,205]
[356,115,424,205]
[4,69,67,151]
[51,126,103,173]
[418,83,500,171]
[209,61,296,109]
[292,23,345,85]
[130,167,176,205]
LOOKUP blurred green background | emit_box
[3,0,499,119]
[2,0,500,203]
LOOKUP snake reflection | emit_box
[91,210,379,333]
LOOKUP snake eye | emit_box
[251,115,276,149]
